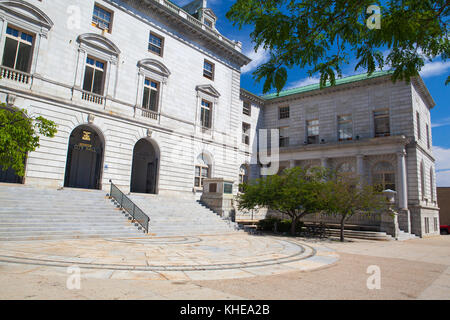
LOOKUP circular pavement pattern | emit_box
[0,234,339,281]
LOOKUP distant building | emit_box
[437,187,450,227]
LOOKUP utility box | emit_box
[201,178,235,221]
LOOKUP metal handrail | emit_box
[109,180,150,233]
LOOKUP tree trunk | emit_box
[291,215,297,236]
[340,216,346,242]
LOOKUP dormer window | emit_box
[92,4,113,33]
[2,26,34,73]
[204,18,213,28]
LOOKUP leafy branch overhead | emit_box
[0,104,57,176]
[226,0,449,93]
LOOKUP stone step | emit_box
[325,228,392,240]
[0,212,129,217]
[0,186,144,240]
[0,184,238,239]
[0,232,145,241]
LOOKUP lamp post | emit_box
[383,189,397,204]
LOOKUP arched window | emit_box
[75,34,120,102]
[0,1,54,79]
[194,153,211,188]
[372,161,395,191]
[337,162,356,178]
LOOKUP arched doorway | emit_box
[130,139,159,194]
[64,125,104,190]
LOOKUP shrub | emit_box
[257,218,304,234]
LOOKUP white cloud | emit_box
[433,146,450,187]
[432,117,450,129]
[286,76,321,89]
[241,48,270,74]
[420,60,450,78]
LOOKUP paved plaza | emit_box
[0,234,449,300]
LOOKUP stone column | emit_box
[289,160,296,168]
[74,49,87,89]
[356,154,365,186]
[321,157,328,169]
[356,154,364,176]
[105,59,118,99]
[397,150,411,233]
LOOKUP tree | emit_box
[320,173,387,242]
[226,0,449,93]
[0,104,57,176]
[238,166,328,235]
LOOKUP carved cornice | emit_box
[0,0,54,30]
[108,0,251,67]
[77,33,121,57]
[196,84,220,98]
[240,88,264,106]
[411,76,436,109]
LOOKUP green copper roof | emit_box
[262,70,394,100]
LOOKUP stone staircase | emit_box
[0,184,145,241]
[397,230,418,241]
[128,193,240,237]
[325,228,417,241]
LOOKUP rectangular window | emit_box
[195,165,209,188]
[279,127,289,147]
[243,101,251,116]
[92,4,113,32]
[417,112,421,140]
[427,124,431,149]
[242,123,250,145]
[209,183,217,193]
[203,60,214,80]
[200,100,212,129]
[83,57,105,95]
[148,32,164,57]
[425,217,430,234]
[338,115,353,141]
[224,183,233,194]
[374,109,390,137]
[2,26,34,73]
[142,78,159,112]
[307,119,319,144]
[204,19,213,28]
[279,106,290,119]
[434,217,438,232]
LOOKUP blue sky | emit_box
[175,0,450,186]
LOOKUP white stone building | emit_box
[242,72,440,238]
[0,0,439,237]
[0,0,253,197]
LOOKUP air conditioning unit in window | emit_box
[97,22,109,31]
